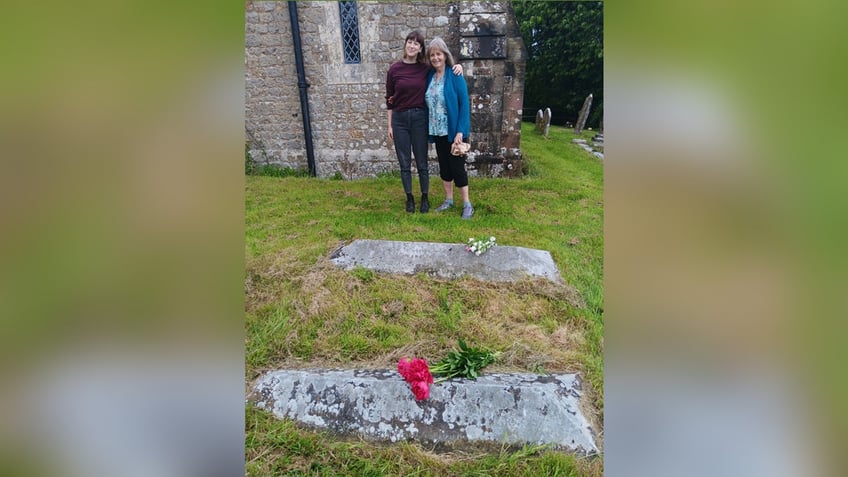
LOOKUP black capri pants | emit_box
[433,135,469,188]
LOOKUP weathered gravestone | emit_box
[535,109,544,133]
[592,133,604,152]
[330,239,563,284]
[571,137,603,160]
[250,369,599,455]
[575,93,593,135]
[543,107,552,138]
[592,133,604,145]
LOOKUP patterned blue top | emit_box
[426,68,470,143]
[425,74,449,137]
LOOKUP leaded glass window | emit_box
[338,1,361,64]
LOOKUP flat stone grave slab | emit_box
[250,369,598,455]
[329,239,562,283]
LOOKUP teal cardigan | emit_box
[426,69,471,144]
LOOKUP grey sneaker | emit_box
[434,200,454,212]
[461,204,474,219]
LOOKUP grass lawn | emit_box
[245,122,603,476]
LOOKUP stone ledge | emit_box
[250,369,599,455]
[329,239,562,283]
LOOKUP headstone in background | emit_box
[574,93,593,135]
[592,133,604,148]
[543,107,552,138]
[536,109,544,132]
[572,135,603,160]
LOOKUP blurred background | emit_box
[605,1,847,476]
[0,2,245,476]
[0,1,845,476]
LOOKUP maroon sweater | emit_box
[385,61,430,112]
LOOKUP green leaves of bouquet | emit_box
[430,339,499,383]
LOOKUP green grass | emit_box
[246,405,601,477]
[245,122,603,475]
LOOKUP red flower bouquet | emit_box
[396,341,499,400]
[397,357,433,400]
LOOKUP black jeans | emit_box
[391,108,429,194]
[434,135,469,188]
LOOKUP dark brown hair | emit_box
[404,30,427,64]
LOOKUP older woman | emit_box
[385,31,462,213]
[424,37,473,219]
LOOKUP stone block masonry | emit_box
[245,1,526,179]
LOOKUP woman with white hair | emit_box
[425,37,473,219]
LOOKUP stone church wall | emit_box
[245,1,526,178]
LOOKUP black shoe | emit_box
[420,194,430,213]
[406,195,415,213]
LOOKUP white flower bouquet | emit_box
[465,236,496,256]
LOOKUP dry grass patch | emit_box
[246,257,594,380]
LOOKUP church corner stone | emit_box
[244,1,527,179]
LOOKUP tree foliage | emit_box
[513,1,603,128]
